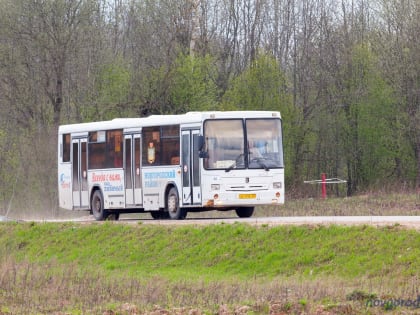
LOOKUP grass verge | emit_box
[0,222,419,314]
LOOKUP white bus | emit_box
[58,111,284,220]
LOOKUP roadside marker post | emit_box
[321,173,327,199]
[304,174,347,199]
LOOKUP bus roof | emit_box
[58,111,281,134]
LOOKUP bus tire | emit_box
[107,213,120,221]
[235,207,254,218]
[166,187,186,220]
[150,211,169,220]
[91,190,108,221]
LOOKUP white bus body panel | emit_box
[201,168,285,207]
[58,163,72,210]
[142,166,182,211]
[88,169,125,209]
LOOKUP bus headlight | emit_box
[211,184,220,191]
[273,182,282,189]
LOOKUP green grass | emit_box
[1,222,419,280]
[1,220,420,314]
[1,191,419,314]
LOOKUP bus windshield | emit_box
[203,118,284,170]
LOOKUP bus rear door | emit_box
[124,134,142,206]
[72,138,89,209]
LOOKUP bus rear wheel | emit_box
[107,213,120,221]
[91,190,108,221]
[235,207,254,218]
[166,187,186,220]
[150,211,169,220]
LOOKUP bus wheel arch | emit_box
[165,185,186,220]
[91,188,109,221]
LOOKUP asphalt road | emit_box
[16,215,420,229]
[139,216,420,228]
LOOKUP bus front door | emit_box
[124,134,142,206]
[181,129,201,206]
[72,138,89,209]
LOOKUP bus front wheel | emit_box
[91,190,108,221]
[235,207,254,218]
[166,187,186,220]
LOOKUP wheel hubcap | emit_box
[168,194,176,213]
[94,197,100,212]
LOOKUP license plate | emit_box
[239,193,256,199]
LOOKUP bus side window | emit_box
[142,127,161,165]
[147,141,157,164]
[113,149,123,167]
[171,156,180,165]
[62,134,71,162]
[107,130,123,168]
[164,140,179,165]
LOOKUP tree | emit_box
[0,129,19,214]
[348,45,401,188]
[0,0,97,127]
[377,0,420,189]
[222,54,290,110]
[321,0,376,195]
[89,57,131,120]
[168,53,219,113]
[222,54,298,184]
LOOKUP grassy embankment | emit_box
[0,192,419,314]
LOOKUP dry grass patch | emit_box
[1,256,420,314]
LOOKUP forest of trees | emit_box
[0,0,419,213]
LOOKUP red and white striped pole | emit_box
[321,173,327,199]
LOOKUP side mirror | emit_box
[197,135,205,150]
[199,151,209,158]
[197,135,208,158]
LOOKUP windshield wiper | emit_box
[225,153,244,172]
[252,157,270,171]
